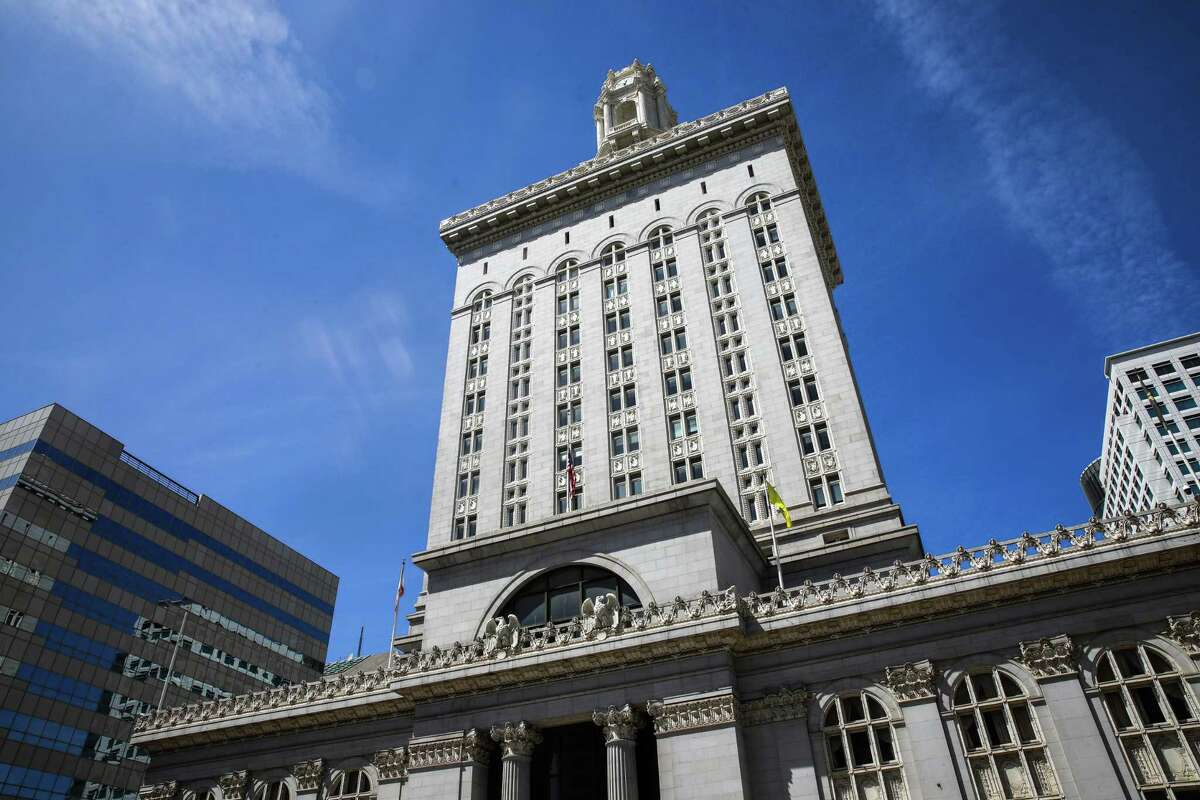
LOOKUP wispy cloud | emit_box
[22,0,384,200]
[873,0,1193,345]
[300,291,416,419]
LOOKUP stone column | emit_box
[594,704,645,800]
[1019,635,1129,799]
[217,772,248,800]
[291,759,323,800]
[491,720,542,800]
[884,660,965,798]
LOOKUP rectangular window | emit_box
[664,367,693,397]
[612,472,644,499]
[556,490,582,513]
[672,457,704,484]
[556,446,583,470]
[606,345,634,372]
[659,329,688,355]
[557,400,582,427]
[603,275,629,299]
[653,259,679,282]
[779,332,808,362]
[453,515,477,540]
[460,430,483,455]
[609,385,637,412]
[656,292,683,318]
[1154,361,1177,376]
[769,293,799,322]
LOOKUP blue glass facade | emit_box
[0,404,338,800]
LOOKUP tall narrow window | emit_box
[952,669,1060,799]
[1096,644,1200,798]
[823,691,909,799]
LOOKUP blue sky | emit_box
[1,1,1197,662]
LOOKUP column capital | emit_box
[646,690,739,735]
[372,747,409,783]
[593,703,645,742]
[138,782,177,800]
[1018,634,1078,679]
[463,727,494,765]
[1167,612,1200,654]
[740,686,810,725]
[291,759,323,793]
[218,772,249,800]
[490,720,543,759]
[884,659,937,703]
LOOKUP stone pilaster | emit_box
[594,704,645,800]
[884,661,960,794]
[646,690,750,799]
[490,721,542,800]
[372,747,408,800]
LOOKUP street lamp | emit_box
[156,597,196,709]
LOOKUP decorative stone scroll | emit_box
[490,721,543,758]
[1019,635,1078,678]
[218,772,248,800]
[593,704,644,742]
[1167,612,1200,654]
[646,692,739,734]
[291,759,323,792]
[462,728,493,765]
[372,747,408,782]
[740,687,810,726]
[885,660,936,702]
[138,782,177,800]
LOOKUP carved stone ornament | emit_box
[291,759,323,792]
[740,687,811,726]
[372,747,408,782]
[885,660,936,702]
[218,772,248,800]
[490,720,543,759]
[1167,612,1200,654]
[1019,634,1078,678]
[646,692,739,735]
[581,592,626,641]
[138,782,177,800]
[593,704,644,742]
[462,727,493,765]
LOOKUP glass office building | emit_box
[0,404,338,799]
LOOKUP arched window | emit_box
[499,565,641,627]
[328,769,375,799]
[601,242,626,267]
[253,780,291,800]
[744,192,772,214]
[648,225,674,250]
[556,258,580,285]
[951,668,1060,798]
[471,290,493,311]
[822,691,908,799]
[1096,644,1200,797]
[614,100,636,127]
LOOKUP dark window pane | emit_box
[549,586,580,622]
[849,730,874,766]
[1131,685,1167,726]
[827,735,847,770]
[513,594,546,627]
[981,708,1011,746]
[959,713,983,750]
[875,727,896,763]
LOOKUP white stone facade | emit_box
[1097,332,1200,516]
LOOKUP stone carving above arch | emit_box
[937,658,1045,708]
[884,659,937,703]
[371,748,408,783]
[139,782,177,800]
[218,772,248,800]
[647,690,739,735]
[1018,634,1078,679]
[1166,611,1200,654]
[740,686,810,726]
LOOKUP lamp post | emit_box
[156,597,193,709]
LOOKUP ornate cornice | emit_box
[291,759,323,793]
[885,660,936,703]
[593,704,644,743]
[490,721,542,759]
[131,501,1200,749]
[647,692,739,735]
[372,747,409,782]
[218,772,247,800]
[439,88,787,240]
[740,687,810,726]
[138,782,176,800]
[1167,612,1200,654]
[1019,634,1078,679]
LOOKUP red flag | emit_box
[566,455,578,499]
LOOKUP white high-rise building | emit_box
[1094,332,1200,516]
[426,60,919,583]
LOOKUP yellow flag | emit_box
[766,482,792,528]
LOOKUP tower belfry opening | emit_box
[594,59,677,155]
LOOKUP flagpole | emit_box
[387,560,406,672]
[766,475,785,590]
[768,504,784,590]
